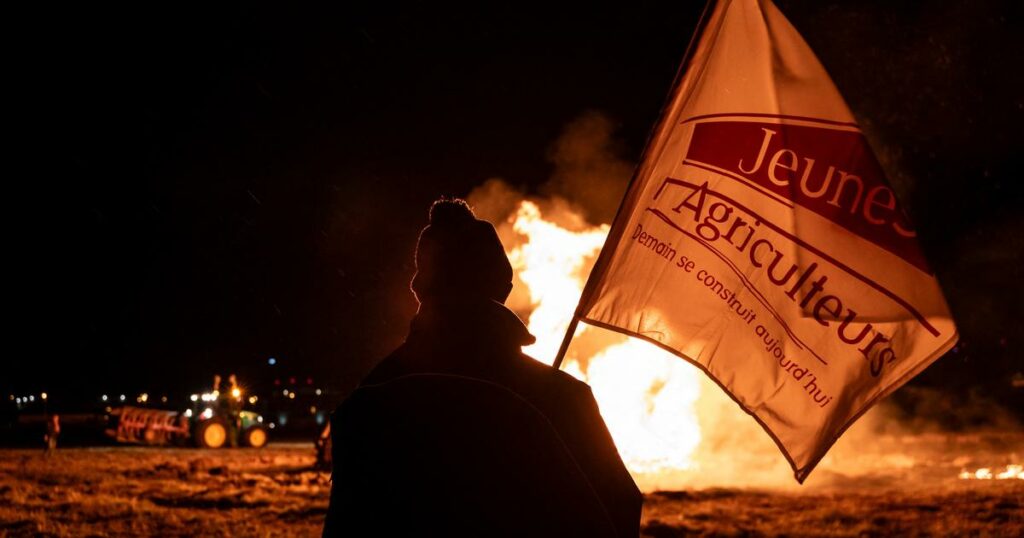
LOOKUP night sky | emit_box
[11,1,1023,418]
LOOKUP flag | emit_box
[571,0,957,482]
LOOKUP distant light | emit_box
[102,394,109,402]
[289,377,296,385]
[231,388,241,400]
[161,396,167,403]
[119,394,126,402]
[184,408,193,417]
[104,406,112,413]
[201,408,214,420]
[138,393,149,403]
[268,357,277,366]
[8,395,13,401]
[256,415,263,423]
[315,388,322,396]
[40,392,47,401]
[282,389,289,396]
[306,377,313,385]
[248,396,258,404]
[29,395,35,402]
[288,392,295,400]
[190,394,198,402]
[268,422,276,429]
[309,406,317,414]
[15,397,21,404]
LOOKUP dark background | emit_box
[9,1,1023,421]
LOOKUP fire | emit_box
[508,201,608,361]
[486,195,1023,490]
[959,465,1024,480]
[507,201,702,483]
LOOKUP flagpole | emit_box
[549,0,717,372]
[551,316,579,370]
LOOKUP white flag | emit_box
[574,0,957,482]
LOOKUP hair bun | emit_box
[428,197,476,226]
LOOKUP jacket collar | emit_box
[408,298,536,353]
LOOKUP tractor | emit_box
[106,392,268,449]
[190,407,268,449]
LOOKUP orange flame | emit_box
[507,201,702,484]
[959,465,1024,480]
[499,199,1024,490]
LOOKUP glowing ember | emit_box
[959,465,1024,480]
[507,201,702,479]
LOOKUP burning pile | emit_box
[490,197,1024,489]
[505,201,702,481]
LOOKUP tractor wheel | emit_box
[242,425,269,448]
[195,418,228,448]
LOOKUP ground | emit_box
[643,485,1023,537]
[0,436,1020,537]
[0,444,327,537]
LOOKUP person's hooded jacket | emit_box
[323,199,642,537]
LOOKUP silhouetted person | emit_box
[224,373,242,447]
[44,414,60,457]
[315,422,332,470]
[323,198,642,537]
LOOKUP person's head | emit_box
[411,198,513,305]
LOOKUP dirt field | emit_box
[0,438,1020,537]
[0,443,327,537]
